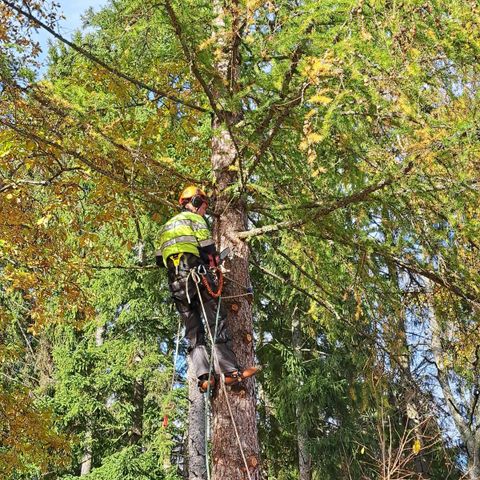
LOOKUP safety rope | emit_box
[220,374,253,480]
[163,316,183,429]
[190,268,253,480]
[171,317,182,391]
[204,296,221,480]
[189,268,216,480]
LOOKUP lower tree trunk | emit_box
[80,431,92,475]
[130,352,144,445]
[468,454,480,480]
[466,430,480,480]
[187,356,207,480]
[80,324,105,475]
[292,315,312,480]
[297,428,312,480]
[430,301,479,480]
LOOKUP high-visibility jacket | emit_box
[157,211,215,266]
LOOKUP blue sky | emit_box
[34,0,107,73]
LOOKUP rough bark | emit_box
[187,355,208,480]
[211,116,260,478]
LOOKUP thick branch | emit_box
[0,167,84,193]
[236,167,410,240]
[1,0,207,113]
[236,218,304,240]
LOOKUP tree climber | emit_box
[156,186,259,392]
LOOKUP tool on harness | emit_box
[199,247,229,298]
[201,267,224,298]
[170,252,183,274]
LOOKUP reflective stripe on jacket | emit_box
[157,211,215,266]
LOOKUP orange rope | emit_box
[201,267,224,298]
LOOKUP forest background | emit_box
[1,0,480,479]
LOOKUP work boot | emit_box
[198,375,215,393]
[224,366,261,386]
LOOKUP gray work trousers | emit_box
[167,253,238,379]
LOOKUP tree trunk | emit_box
[80,324,105,475]
[187,355,207,480]
[468,437,480,480]
[80,430,93,476]
[211,115,260,479]
[210,56,260,480]
[208,2,260,478]
[292,315,312,480]
[129,352,144,445]
[430,302,479,479]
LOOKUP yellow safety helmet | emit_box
[178,185,208,207]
